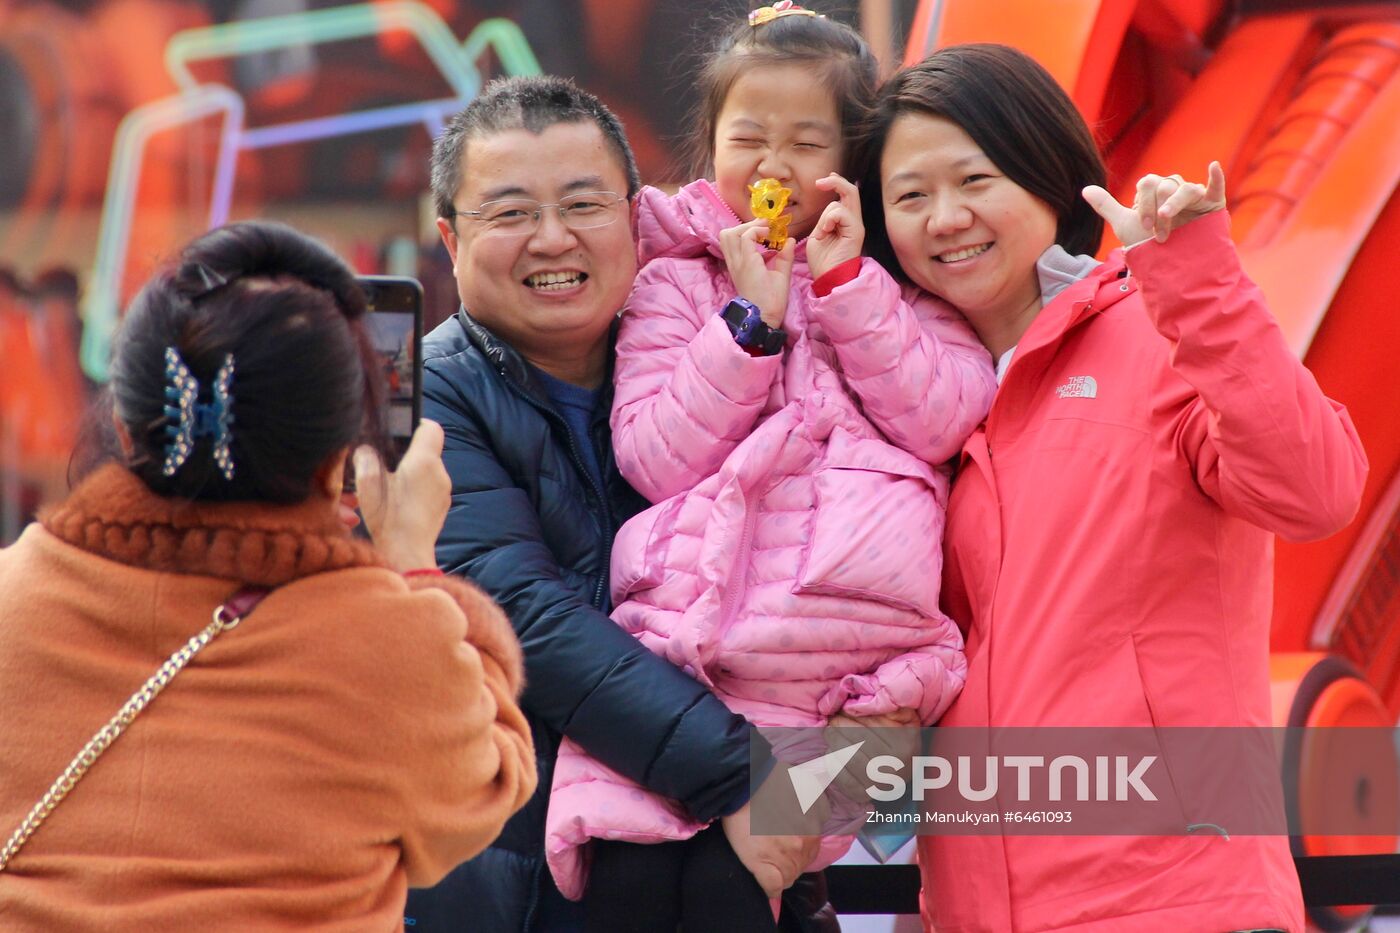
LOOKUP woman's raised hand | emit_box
[353,419,452,573]
[807,173,865,281]
[1082,161,1227,247]
[719,218,796,328]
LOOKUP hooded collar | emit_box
[456,306,535,387]
[455,307,621,423]
[1021,249,1131,352]
[40,464,384,586]
[1036,244,1102,307]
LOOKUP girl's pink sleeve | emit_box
[808,259,996,464]
[612,258,782,503]
[818,640,969,725]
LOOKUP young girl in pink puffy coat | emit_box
[546,5,997,929]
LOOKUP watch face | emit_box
[724,299,769,347]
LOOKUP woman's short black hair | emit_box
[860,43,1108,275]
[104,220,389,503]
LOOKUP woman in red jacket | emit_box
[860,45,1367,932]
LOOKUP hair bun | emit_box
[175,221,367,320]
[110,219,385,504]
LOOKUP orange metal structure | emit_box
[1,0,1395,918]
[905,1,1400,927]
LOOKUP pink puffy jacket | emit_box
[545,180,996,900]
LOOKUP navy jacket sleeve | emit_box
[423,358,759,822]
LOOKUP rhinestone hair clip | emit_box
[748,1,821,26]
[161,346,237,480]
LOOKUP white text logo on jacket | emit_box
[1056,376,1098,399]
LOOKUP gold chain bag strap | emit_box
[0,586,270,872]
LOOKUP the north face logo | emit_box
[1056,376,1098,399]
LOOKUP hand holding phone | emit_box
[352,420,450,572]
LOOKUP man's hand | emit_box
[719,218,796,329]
[828,707,921,733]
[806,173,864,281]
[353,419,451,572]
[721,796,820,899]
[1082,161,1227,247]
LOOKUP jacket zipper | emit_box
[561,423,610,610]
[504,378,612,610]
[716,499,759,642]
[594,441,618,610]
[975,293,1100,722]
[521,857,545,932]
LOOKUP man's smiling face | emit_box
[436,120,637,366]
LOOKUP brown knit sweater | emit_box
[0,465,535,931]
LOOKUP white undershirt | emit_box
[993,246,1103,386]
[995,347,1016,384]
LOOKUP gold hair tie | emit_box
[748,1,822,27]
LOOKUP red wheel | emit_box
[1272,653,1398,932]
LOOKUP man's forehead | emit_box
[459,122,627,200]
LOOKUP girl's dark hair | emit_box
[98,221,388,503]
[860,43,1108,276]
[686,7,879,180]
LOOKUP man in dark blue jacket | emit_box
[404,76,828,931]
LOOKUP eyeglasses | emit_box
[451,191,627,237]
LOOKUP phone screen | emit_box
[358,275,423,469]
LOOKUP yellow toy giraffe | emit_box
[747,178,792,250]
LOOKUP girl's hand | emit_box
[1083,161,1227,246]
[826,708,921,803]
[719,217,796,328]
[830,708,921,730]
[807,173,865,280]
[353,419,451,573]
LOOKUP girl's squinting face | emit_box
[880,113,1058,333]
[713,63,843,240]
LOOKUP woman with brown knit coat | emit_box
[0,221,536,931]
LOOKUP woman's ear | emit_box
[314,448,352,500]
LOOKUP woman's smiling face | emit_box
[879,112,1058,335]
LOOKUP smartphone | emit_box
[357,275,423,470]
